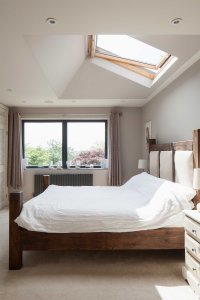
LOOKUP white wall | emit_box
[120,107,142,183]
[142,59,200,156]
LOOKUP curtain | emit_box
[108,112,122,186]
[7,111,23,190]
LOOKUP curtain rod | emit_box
[20,113,110,116]
[20,112,122,118]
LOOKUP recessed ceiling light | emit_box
[171,18,183,25]
[46,18,57,25]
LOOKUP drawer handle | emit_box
[192,248,196,252]
[192,267,197,271]
[192,229,197,234]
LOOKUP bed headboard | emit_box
[148,129,200,207]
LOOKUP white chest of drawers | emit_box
[183,210,200,298]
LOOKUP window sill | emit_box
[24,167,108,171]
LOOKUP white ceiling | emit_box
[0,0,200,108]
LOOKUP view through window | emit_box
[23,122,62,167]
[23,120,107,168]
[67,122,106,167]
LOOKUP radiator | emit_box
[34,174,93,196]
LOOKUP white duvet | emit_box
[15,173,195,233]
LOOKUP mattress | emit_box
[15,173,195,233]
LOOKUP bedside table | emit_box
[183,210,200,298]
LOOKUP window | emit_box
[88,35,175,81]
[23,121,62,167]
[22,120,107,168]
[67,121,107,168]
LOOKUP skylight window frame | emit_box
[88,35,172,80]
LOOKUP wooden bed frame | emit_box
[9,129,200,269]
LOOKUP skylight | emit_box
[96,35,168,66]
[88,35,177,84]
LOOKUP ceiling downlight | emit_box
[171,18,183,25]
[46,18,57,25]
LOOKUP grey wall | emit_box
[14,106,142,185]
[142,59,200,156]
[120,107,142,183]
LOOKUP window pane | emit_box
[96,35,168,66]
[24,122,62,167]
[67,122,106,167]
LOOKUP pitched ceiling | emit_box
[0,0,200,107]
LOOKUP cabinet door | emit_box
[0,105,8,208]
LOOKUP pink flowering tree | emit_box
[71,149,104,166]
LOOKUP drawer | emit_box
[186,251,200,279]
[187,270,200,299]
[185,216,200,241]
[185,233,200,261]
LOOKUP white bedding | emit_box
[15,173,195,233]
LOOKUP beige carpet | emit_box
[0,208,197,300]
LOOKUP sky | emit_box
[25,122,105,151]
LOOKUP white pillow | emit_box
[175,151,193,187]
[123,172,196,204]
[124,172,166,202]
[124,172,163,190]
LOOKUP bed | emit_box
[9,129,200,269]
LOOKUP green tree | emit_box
[67,146,77,161]
[25,141,76,167]
[47,139,62,165]
[25,145,49,166]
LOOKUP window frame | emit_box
[22,119,108,169]
[88,35,172,80]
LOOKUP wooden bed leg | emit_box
[9,192,23,270]
[42,175,50,191]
